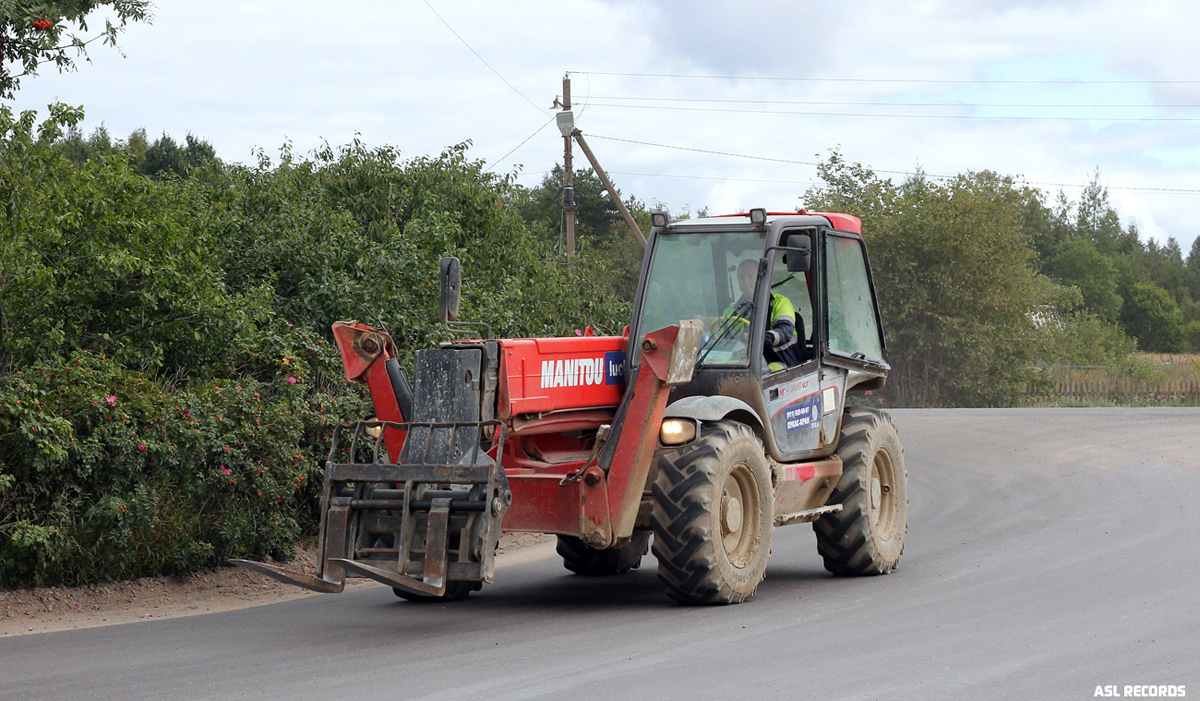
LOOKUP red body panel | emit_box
[496,335,628,418]
[331,322,406,458]
[503,322,701,545]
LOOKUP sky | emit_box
[9,0,1200,254]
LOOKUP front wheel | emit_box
[650,420,774,604]
[813,408,908,575]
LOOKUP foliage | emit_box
[0,327,370,586]
[511,165,621,246]
[0,105,256,377]
[0,106,639,586]
[58,126,220,180]
[220,140,635,348]
[0,0,151,98]
[1120,282,1185,353]
[1043,237,1123,323]
[508,165,647,305]
[1029,278,1135,368]
[805,154,1045,406]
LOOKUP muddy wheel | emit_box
[814,408,908,575]
[557,531,651,576]
[650,420,773,605]
[392,580,480,602]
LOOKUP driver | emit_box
[722,259,805,371]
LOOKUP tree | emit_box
[1187,236,1200,301]
[1120,283,1185,353]
[0,0,151,98]
[0,104,253,376]
[140,132,217,179]
[805,154,1046,407]
[509,164,645,302]
[512,165,622,246]
[1075,171,1129,255]
[1044,237,1123,323]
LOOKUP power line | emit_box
[569,70,1200,85]
[578,101,1200,122]
[485,115,556,172]
[586,134,1200,194]
[516,165,1197,194]
[589,134,821,167]
[423,1,547,116]
[610,171,817,186]
[587,95,1200,109]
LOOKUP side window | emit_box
[824,234,884,361]
[771,248,814,350]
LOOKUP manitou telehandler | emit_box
[234,208,908,605]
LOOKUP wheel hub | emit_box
[722,494,743,534]
[869,450,897,540]
[720,462,761,569]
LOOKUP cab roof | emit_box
[663,210,862,235]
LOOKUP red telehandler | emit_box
[234,209,908,604]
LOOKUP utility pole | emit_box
[556,73,647,260]
[560,74,576,260]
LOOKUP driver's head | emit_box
[737,259,758,297]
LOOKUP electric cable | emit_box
[586,134,1200,194]
[485,115,556,172]
[568,70,1200,85]
[424,1,547,116]
[577,101,1200,122]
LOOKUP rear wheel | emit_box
[650,420,773,604]
[557,531,651,576]
[392,581,480,602]
[814,408,908,575]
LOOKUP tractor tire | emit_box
[392,580,481,602]
[813,407,908,576]
[557,531,651,576]
[650,420,774,605]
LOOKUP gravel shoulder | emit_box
[0,532,556,637]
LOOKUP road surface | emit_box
[2,408,1197,700]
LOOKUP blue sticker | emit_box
[604,351,627,385]
[783,395,821,433]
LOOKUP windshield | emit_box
[634,230,767,367]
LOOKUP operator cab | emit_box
[630,208,889,462]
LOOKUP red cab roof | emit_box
[707,210,862,235]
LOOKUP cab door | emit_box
[759,228,824,460]
[817,229,888,444]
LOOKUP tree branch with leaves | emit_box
[0,0,151,98]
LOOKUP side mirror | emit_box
[438,257,461,322]
[785,234,812,272]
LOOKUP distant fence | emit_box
[1028,378,1200,406]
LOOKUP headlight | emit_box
[660,418,698,446]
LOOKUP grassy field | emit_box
[1029,354,1200,407]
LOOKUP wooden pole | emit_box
[571,131,647,249]
[562,74,575,260]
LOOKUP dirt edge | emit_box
[0,533,557,637]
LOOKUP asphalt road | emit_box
[2,408,1198,701]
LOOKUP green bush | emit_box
[0,324,369,587]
